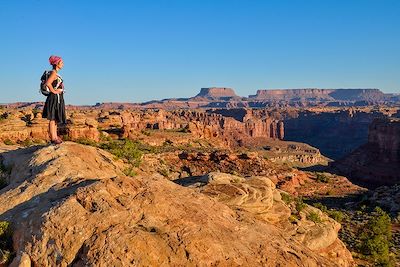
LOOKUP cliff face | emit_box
[0,108,285,147]
[282,109,387,159]
[332,118,400,188]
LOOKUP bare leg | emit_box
[54,123,59,140]
[49,120,57,141]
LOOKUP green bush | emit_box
[0,221,12,265]
[280,193,292,204]
[307,211,322,223]
[312,203,345,223]
[295,197,306,213]
[100,139,143,167]
[3,139,13,146]
[19,139,43,147]
[76,138,98,147]
[122,166,137,177]
[99,131,112,142]
[313,202,328,212]
[327,210,345,223]
[358,207,393,266]
[315,172,330,183]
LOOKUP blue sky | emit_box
[0,0,399,105]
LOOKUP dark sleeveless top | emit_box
[42,72,66,123]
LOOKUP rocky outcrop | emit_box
[0,143,349,266]
[332,118,400,188]
[175,172,354,266]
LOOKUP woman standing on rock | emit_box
[42,55,66,144]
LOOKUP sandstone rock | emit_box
[175,172,354,266]
[0,143,343,266]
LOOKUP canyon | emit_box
[1,88,400,266]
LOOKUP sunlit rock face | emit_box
[0,143,350,266]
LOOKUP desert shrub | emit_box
[280,193,292,204]
[19,139,43,147]
[100,139,143,167]
[327,210,345,223]
[311,203,345,223]
[315,172,330,183]
[295,197,306,213]
[99,131,112,142]
[3,139,13,146]
[76,138,98,147]
[122,166,137,177]
[313,202,328,212]
[0,221,12,265]
[358,207,393,266]
[307,211,322,223]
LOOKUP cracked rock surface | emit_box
[1,143,346,266]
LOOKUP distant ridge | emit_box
[249,88,386,101]
[2,88,399,110]
[194,87,238,99]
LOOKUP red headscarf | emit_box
[49,55,62,66]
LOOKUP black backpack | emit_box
[40,70,51,96]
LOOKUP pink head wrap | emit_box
[49,55,62,66]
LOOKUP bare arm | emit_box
[45,71,63,94]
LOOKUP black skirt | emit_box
[42,93,66,124]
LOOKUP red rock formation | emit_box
[278,121,285,139]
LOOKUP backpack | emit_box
[40,70,63,96]
[40,70,51,96]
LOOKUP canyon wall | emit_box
[282,109,388,159]
[0,108,284,145]
[332,118,400,188]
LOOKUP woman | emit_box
[42,55,66,144]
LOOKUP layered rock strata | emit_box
[175,172,354,266]
[0,109,285,145]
